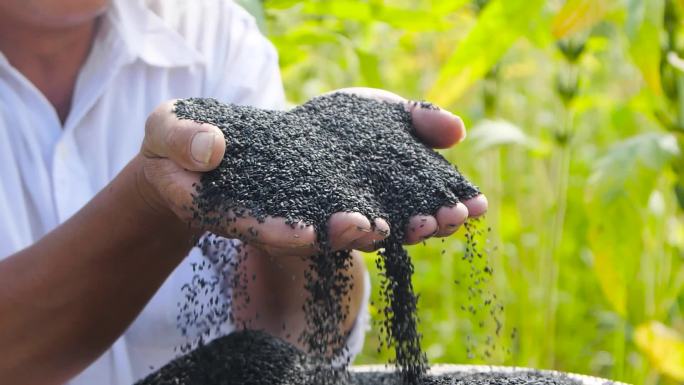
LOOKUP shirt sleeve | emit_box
[204,3,286,110]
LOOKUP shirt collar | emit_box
[107,0,204,68]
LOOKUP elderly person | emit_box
[0,1,487,384]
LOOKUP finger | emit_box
[141,157,202,220]
[434,203,469,237]
[404,215,438,245]
[463,194,488,217]
[211,213,317,251]
[333,87,465,148]
[249,213,378,257]
[143,158,318,254]
[409,104,465,149]
[257,243,317,258]
[142,100,226,172]
[352,218,390,252]
[327,212,373,251]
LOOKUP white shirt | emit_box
[0,1,368,384]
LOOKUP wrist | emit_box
[131,156,173,219]
[122,155,197,240]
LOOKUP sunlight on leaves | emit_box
[281,1,454,32]
[627,0,664,95]
[427,0,545,107]
[376,6,450,32]
[629,23,663,95]
[432,0,471,15]
[303,1,372,22]
[635,321,684,380]
[264,0,301,10]
[552,0,618,38]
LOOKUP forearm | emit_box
[233,245,366,351]
[0,156,195,385]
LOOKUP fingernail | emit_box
[191,132,216,164]
[454,114,466,143]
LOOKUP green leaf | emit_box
[468,119,532,152]
[551,0,619,38]
[302,1,372,22]
[431,0,471,14]
[426,0,546,107]
[270,22,340,45]
[299,2,452,32]
[375,6,449,32]
[586,133,678,317]
[630,22,663,95]
[635,321,684,380]
[588,133,678,198]
[356,49,383,88]
[627,0,664,95]
[588,235,628,316]
[263,0,300,9]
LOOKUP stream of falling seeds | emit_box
[299,234,355,384]
[369,217,510,384]
[459,218,510,362]
[175,235,237,354]
[376,230,428,384]
[174,220,511,385]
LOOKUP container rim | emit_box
[349,364,631,385]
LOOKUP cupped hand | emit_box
[138,88,487,257]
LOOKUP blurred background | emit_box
[239,0,684,383]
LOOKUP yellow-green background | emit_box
[239,0,684,383]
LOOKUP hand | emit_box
[137,88,487,256]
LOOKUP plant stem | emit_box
[543,108,573,368]
[677,75,684,129]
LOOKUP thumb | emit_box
[332,87,466,149]
[142,100,226,172]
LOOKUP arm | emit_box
[0,157,194,385]
[0,102,228,385]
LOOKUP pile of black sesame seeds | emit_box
[138,330,317,385]
[137,330,586,385]
[169,93,482,384]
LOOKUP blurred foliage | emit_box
[636,321,684,380]
[242,0,684,382]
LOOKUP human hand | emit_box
[137,88,487,256]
